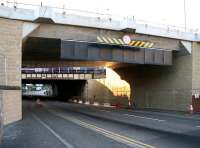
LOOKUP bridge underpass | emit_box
[1,15,199,126]
[21,34,190,113]
[21,66,130,107]
[1,4,200,147]
[22,79,86,102]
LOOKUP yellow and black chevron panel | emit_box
[97,36,154,48]
[97,36,125,45]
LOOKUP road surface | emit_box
[1,100,200,148]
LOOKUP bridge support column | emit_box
[191,42,200,113]
[192,42,200,95]
[116,52,192,111]
[0,18,22,125]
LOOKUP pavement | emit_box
[1,100,200,148]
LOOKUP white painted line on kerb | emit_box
[32,113,74,148]
[123,114,165,122]
[98,109,111,113]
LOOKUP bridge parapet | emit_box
[0,1,199,41]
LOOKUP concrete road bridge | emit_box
[1,2,200,125]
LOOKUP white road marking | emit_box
[32,113,74,148]
[93,102,99,106]
[98,109,111,113]
[103,103,111,107]
[196,125,200,128]
[84,101,90,105]
[97,108,164,122]
[123,114,165,122]
[49,110,155,148]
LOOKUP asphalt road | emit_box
[1,100,200,148]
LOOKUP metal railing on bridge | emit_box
[22,67,106,80]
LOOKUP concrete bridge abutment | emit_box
[116,50,193,111]
[0,18,22,125]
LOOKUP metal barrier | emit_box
[22,67,106,75]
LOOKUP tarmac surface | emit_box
[1,100,200,148]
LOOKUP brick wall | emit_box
[2,90,22,125]
[0,18,22,87]
[0,18,22,125]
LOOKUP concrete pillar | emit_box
[192,42,200,95]
[116,52,192,111]
[0,18,22,125]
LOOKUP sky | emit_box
[3,0,200,32]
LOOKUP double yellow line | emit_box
[50,110,155,148]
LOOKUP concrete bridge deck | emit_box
[0,1,199,41]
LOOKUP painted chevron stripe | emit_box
[133,41,141,47]
[107,37,115,44]
[113,38,121,44]
[97,36,104,43]
[138,42,145,47]
[129,41,136,46]
[96,36,154,48]
[118,39,125,44]
[148,43,154,48]
[143,42,151,48]
[102,36,110,43]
